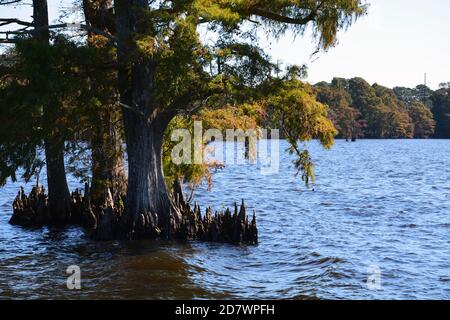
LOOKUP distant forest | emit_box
[315,78,450,140]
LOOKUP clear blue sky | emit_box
[1,0,449,89]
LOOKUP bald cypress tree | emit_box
[35,0,72,224]
[0,0,71,224]
[113,0,367,239]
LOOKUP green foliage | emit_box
[408,102,435,139]
[163,80,337,190]
[315,78,442,139]
[264,78,336,185]
[1,0,368,193]
[163,115,224,195]
[372,84,414,138]
[0,39,67,185]
[163,101,264,193]
[431,88,450,138]
[0,36,119,185]
[345,78,413,138]
[394,85,433,109]
[316,83,364,139]
[120,0,366,190]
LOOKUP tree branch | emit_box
[0,18,34,28]
[0,22,118,47]
[119,102,146,119]
[0,0,23,4]
[247,1,326,26]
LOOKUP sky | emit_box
[267,0,450,89]
[1,0,449,89]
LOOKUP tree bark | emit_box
[44,140,71,224]
[83,0,127,206]
[90,119,127,205]
[33,0,71,224]
[115,1,181,239]
[32,0,49,43]
[110,1,259,243]
[121,109,178,239]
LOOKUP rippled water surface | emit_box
[1,140,449,299]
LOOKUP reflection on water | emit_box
[1,140,450,299]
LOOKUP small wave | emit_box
[297,255,344,267]
[326,270,350,280]
[437,223,450,228]
[399,224,418,228]
[317,257,343,264]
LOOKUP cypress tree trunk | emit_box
[121,109,179,238]
[83,0,127,206]
[34,0,71,224]
[115,0,181,239]
[44,140,71,224]
[90,118,127,205]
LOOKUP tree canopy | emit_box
[431,87,450,139]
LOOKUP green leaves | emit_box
[408,102,435,139]
[344,77,414,138]
[135,35,158,57]
[431,87,450,138]
[0,36,119,185]
[1,0,368,191]
[192,0,242,27]
[316,83,363,140]
[263,78,336,186]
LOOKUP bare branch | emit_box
[119,102,146,119]
[0,0,24,5]
[0,32,19,44]
[0,22,118,47]
[0,18,34,28]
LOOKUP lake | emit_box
[0,140,449,299]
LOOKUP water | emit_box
[0,140,449,300]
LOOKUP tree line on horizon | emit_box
[315,77,450,140]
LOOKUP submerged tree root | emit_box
[10,186,83,227]
[173,200,258,245]
[9,187,258,245]
[10,186,49,227]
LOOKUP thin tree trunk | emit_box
[44,140,71,224]
[33,0,71,224]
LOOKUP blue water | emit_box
[0,140,449,299]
